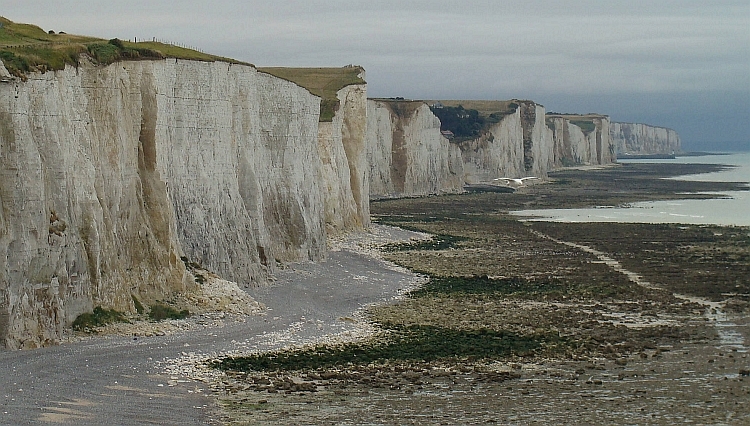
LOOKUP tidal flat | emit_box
[216,162,749,425]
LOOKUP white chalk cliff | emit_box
[548,115,615,166]
[0,54,665,350]
[367,100,464,198]
[0,59,327,349]
[317,81,370,233]
[457,101,554,183]
[366,100,617,199]
[610,122,681,155]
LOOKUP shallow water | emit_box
[513,152,750,226]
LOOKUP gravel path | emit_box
[0,225,426,425]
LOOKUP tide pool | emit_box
[513,152,750,227]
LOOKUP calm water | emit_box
[513,152,750,227]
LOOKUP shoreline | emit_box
[2,160,747,424]
[215,160,749,424]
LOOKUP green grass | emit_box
[215,324,551,372]
[72,306,129,331]
[86,39,165,64]
[570,120,596,134]
[131,295,145,315]
[258,66,366,122]
[546,113,604,136]
[0,16,99,46]
[0,16,249,79]
[428,100,520,119]
[148,302,190,321]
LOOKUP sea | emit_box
[513,151,750,227]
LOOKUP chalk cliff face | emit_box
[317,82,370,234]
[610,122,681,155]
[548,115,615,166]
[367,100,464,198]
[0,51,675,350]
[458,101,554,183]
[0,59,324,349]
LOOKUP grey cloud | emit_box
[5,0,749,149]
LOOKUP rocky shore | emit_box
[213,161,749,425]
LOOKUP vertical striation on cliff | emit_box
[366,100,464,199]
[547,114,615,166]
[316,83,370,234]
[0,58,325,349]
[455,100,554,183]
[610,122,681,156]
[258,67,370,235]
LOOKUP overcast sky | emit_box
[5,0,749,150]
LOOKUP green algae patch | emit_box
[72,306,129,332]
[148,302,190,321]
[410,275,566,297]
[216,324,550,372]
[381,233,466,252]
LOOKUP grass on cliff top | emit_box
[545,113,607,134]
[428,100,520,118]
[0,16,249,79]
[258,66,366,122]
[569,119,597,134]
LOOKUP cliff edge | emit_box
[367,99,464,198]
[547,114,615,166]
[259,67,370,234]
[0,58,325,349]
[611,122,681,156]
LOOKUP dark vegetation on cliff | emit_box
[0,16,248,80]
[429,100,520,141]
[258,66,366,122]
[546,113,607,135]
[429,105,486,139]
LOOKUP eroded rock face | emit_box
[458,101,553,183]
[0,59,323,349]
[549,115,615,166]
[611,122,681,155]
[317,82,370,234]
[367,100,464,198]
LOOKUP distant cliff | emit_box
[0,17,670,350]
[0,59,330,349]
[455,101,554,182]
[611,122,681,156]
[367,100,464,198]
[547,114,615,166]
[365,100,618,198]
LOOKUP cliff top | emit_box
[0,16,249,79]
[545,113,609,135]
[546,113,609,120]
[258,66,366,122]
[611,121,678,132]
[427,100,521,118]
[424,100,527,141]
